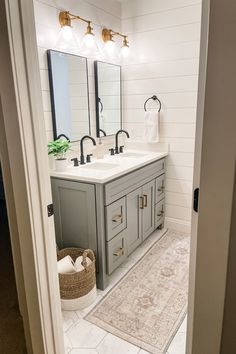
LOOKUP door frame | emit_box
[187,0,236,353]
[1,0,236,353]
[0,0,64,353]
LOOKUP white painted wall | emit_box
[121,0,202,232]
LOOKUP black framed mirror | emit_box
[47,50,91,142]
[94,61,122,137]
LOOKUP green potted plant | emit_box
[48,138,71,172]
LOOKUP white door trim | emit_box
[186,0,210,352]
[187,0,236,353]
[0,0,64,353]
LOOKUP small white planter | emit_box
[55,158,67,172]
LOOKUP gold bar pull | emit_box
[112,214,123,223]
[113,248,124,257]
[139,196,144,209]
[143,194,148,207]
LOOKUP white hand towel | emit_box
[75,256,92,272]
[143,111,160,142]
[57,255,76,274]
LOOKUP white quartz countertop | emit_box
[50,149,168,184]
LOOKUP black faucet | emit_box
[115,129,130,154]
[80,135,96,165]
[99,129,107,137]
[57,134,70,142]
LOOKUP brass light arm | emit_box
[59,11,92,27]
[110,30,126,39]
[67,12,91,25]
[102,28,129,46]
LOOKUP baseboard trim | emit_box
[165,217,191,234]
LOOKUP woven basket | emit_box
[57,247,96,300]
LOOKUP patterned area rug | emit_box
[86,230,190,353]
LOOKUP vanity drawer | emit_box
[105,158,165,205]
[106,230,127,275]
[105,197,127,241]
[155,173,165,203]
[155,199,165,229]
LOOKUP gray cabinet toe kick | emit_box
[51,157,166,290]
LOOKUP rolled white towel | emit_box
[75,256,92,272]
[57,255,76,274]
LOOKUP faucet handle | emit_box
[71,158,79,167]
[119,145,124,153]
[109,148,115,156]
[80,155,86,165]
[86,154,93,163]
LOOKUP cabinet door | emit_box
[51,178,97,252]
[142,180,155,241]
[126,187,142,255]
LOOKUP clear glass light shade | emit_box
[80,33,101,58]
[121,45,130,58]
[104,40,116,54]
[83,33,95,48]
[56,25,79,51]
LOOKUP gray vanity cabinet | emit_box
[51,179,97,251]
[51,157,166,289]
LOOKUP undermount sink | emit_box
[82,162,120,170]
[118,152,148,158]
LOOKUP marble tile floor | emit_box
[62,228,187,354]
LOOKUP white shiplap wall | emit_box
[33,0,121,149]
[121,0,202,232]
[34,0,201,232]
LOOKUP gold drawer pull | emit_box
[157,210,164,217]
[113,248,124,257]
[112,214,123,223]
[140,196,144,209]
[143,194,148,207]
[158,186,165,192]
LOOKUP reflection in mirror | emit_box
[94,61,121,137]
[47,50,90,142]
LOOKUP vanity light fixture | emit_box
[102,28,130,57]
[58,11,96,49]
[102,28,116,54]
[56,11,78,50]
